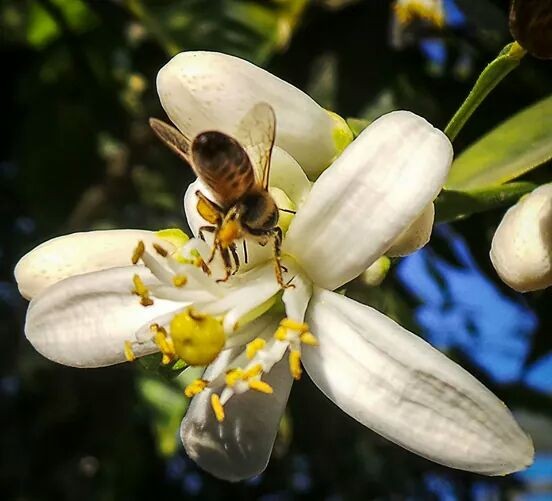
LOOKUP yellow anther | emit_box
[184,379,208,398]
[170,308,225,366]
[300,332,319,346]
[280,318,309,334]
[225,368,244,387]
[172,274,188,288]
[132,274,153,306]
[274,326,287,341]
[246,338,266,359]
[131,240,145,265]
[243,364,263,379]
[218,220,242,247]
[153,243,169,257]
[289,350,302,380]
[249,379,274,394]
[211,394,225,422]
[151,324,175,365]
[124,341,136,362]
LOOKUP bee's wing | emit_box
[234,102,276,190]
[149,118,192,165]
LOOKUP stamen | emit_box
[184,379,208,398]
[172,274,188,287]
[132,274,153,306]
[248,379,273,394]
[225,368,244,388]
[211,394,225,422]
[153,243,169,257]
[280,318,309,333]
[132,240,145,264]
[124,341,136,362]
[274,326,287,341]
[289,350,302,380]
[243,364,263,379]
[151,324,175,365]
[300,332,318,346]
[246,338,266,359]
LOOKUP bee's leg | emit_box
[272,227,294,289]
[198,225,215,242]
[229,243,240,275]
[216,246,233,283]
[242,240,249,265]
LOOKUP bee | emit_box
[149,102,291,288]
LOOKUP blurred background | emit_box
[1,0,552,499]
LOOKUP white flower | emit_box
[490,183,552,292]
[14,55,533,482]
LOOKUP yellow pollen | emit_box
[246,338,266,359]
[300,332,319,346]
[169,308,225,366]
[243,364,263,379]
[280,318,309,334]
[218,220,241,247]
[289,350,302,380]
[153,243,169,257]
[131,240,145,265]
[225,368,244,387]
[151,324,175,365]
[248,379,273,394]
[211,394,225,422]
[124,341,136,362]
[132,274,153,306]
[274,326,287,341]
[184,379,208,398]
[172,274,188,287]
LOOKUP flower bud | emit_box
[156,51,352,177]
[490,184,552,292]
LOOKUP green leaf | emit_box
[137,376,189,457]
[446,94,552,190]
[435,182,536,223]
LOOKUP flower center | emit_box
[123,230,318,422]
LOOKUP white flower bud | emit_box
[156,51,352,178]
[490,183,552,292]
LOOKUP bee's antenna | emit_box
[243,240,249,264]
[278,208,296,214]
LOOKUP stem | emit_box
[444,42,526,142]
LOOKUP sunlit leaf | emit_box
[435,182,536,223]
[446,95,552,190]
[137,376,188,457]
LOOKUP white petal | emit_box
[282,272,312,321]
[15,229,175,300]
[386,203,435,257]
[303,288,534,475]
[157,51,352,176]
[360,256,391,287]
[268,147,312,208]
[284,111,452,290]
[490,183,552,292]
[25,266,182,368]
[181,317,293,481]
